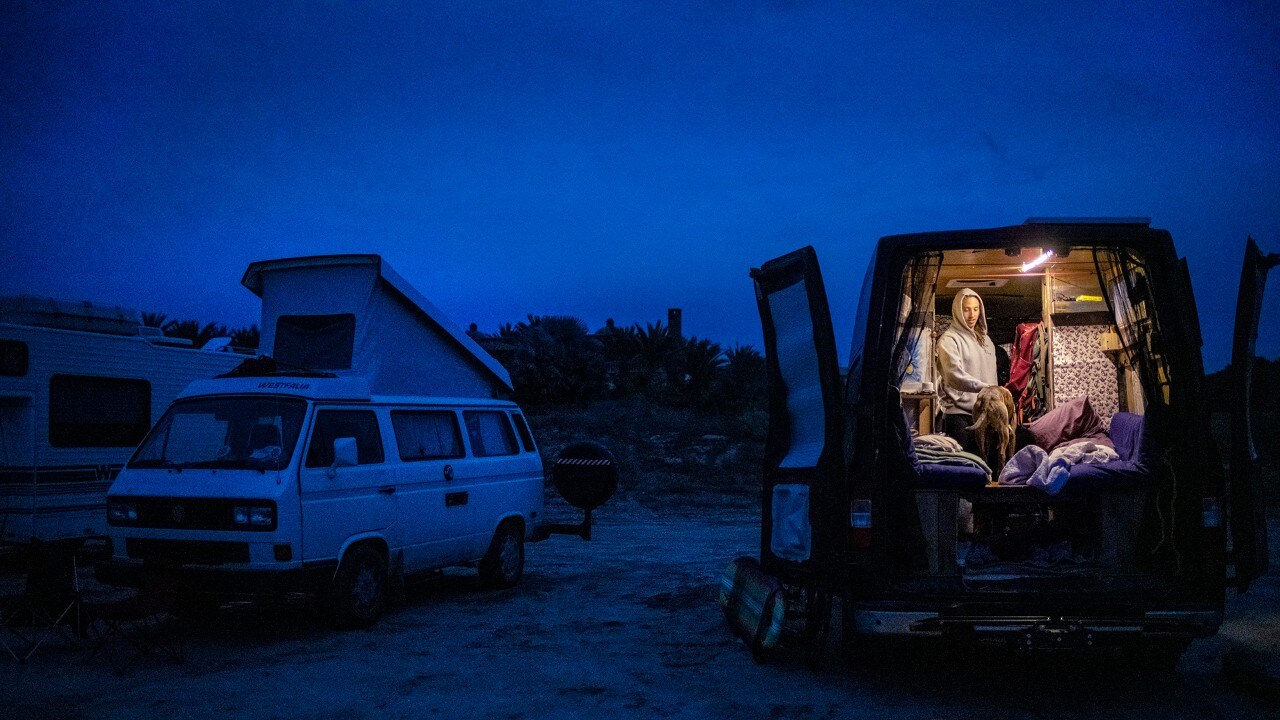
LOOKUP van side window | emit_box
[305,410,384,467]
[391,411,464,461]
[463,411,519,457]
[510,413,536,453]
[0,340,28,376]
[49,374,151,447]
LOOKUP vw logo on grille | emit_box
[171,504,186,523]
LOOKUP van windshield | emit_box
[129,397,307,471]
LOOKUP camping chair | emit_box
[1,540,84,663]
[81,563,185,675]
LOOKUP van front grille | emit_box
[111,496,276,531]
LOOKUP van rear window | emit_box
[510,413,535,453]
[463,411,519,457]
[391,411,464,461]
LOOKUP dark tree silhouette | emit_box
[679,337,726,407]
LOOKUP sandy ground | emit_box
[3,503,1278,720]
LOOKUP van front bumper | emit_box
[96,557,338,597]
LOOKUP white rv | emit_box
[99,255,550,627]
[0,297,247,545]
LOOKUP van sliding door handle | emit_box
[445,491,468,507]
[378,486,396,495]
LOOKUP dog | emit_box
[969,385,1016,473]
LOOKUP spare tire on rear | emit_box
[553,441,618,510]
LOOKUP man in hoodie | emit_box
[937,288,998,452]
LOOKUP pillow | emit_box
[1028,396,1107,453]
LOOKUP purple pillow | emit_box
[1028,396,1108,453]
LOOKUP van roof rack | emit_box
[1024,217,1151,226]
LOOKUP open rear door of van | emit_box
[750,247,846,587]
[1229,237,1278,592]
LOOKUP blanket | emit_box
[914,434,963,452]
[998,440,1119,495]
[913,443,992,477]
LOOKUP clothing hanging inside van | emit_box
[1006,321,1049,422]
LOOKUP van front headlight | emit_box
[233,505,274,528]
[107,501,138,525]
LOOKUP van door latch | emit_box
[445,491,468,507]
[378,486,396,495]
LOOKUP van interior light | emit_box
[1020,250,1054,273]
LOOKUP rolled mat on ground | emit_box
[718,556,785,657]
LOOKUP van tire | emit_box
[328,544,387,629]
[479,521,524,589]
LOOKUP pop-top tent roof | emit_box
[241,254,512,398]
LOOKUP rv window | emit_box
[275,314,356,370]
[391,411,464,461]
[49,375,150,448]
[0,340,27,376]
[305,410,384,467]
[463,411,519,457]
[510,413,536,453]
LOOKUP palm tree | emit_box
[724,344,766,408]
[162,319,231,348]
[596,320,639,397]
[162,319,202,343]
[140,312,167,328]
[501,315,606,405]
[680,337,726,406]
[632,321,678,391]
[230,325,260,349]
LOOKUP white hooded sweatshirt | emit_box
[936,287,998,415]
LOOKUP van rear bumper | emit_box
[851,606,1222,643]
[96,558,338,597]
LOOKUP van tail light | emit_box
[850,499,872,548]
[1202,497,1222,528]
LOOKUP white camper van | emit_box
[0,296,247,544]
[98,256,555,627]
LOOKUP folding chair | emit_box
[1,541,84,663]
[82,564,185,675]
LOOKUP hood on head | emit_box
[951,287,989,342]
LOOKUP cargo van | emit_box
[97,255,613,626]
[750,219,1274,665]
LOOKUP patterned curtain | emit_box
[892,252,943,387]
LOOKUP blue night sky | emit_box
[3,1,1277,369]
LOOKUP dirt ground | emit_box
[3,503,1279,720]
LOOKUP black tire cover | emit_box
[553,441,618,511]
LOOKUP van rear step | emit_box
[911,611,1221,647]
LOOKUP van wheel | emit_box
[328,545,387,629]
[479,522,524,589]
